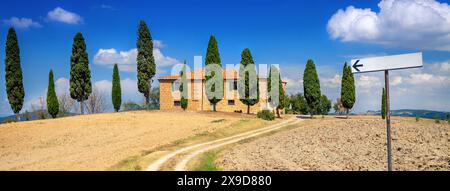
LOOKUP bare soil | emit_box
[217,116,450,171]
[0,110,255,170]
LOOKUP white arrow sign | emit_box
[351,52,423,73]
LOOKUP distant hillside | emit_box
[365,109,450,120]
[0,111,76,123]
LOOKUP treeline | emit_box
[3,21,157,120]
[287,61,356,118]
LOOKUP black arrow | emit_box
[352,60,363,72]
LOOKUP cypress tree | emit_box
[238,48,259,114]
[180,61,188,111]
[112,64,122,112]
[5,27,25,119]
[47,70,59,118]
[204,35,223,111]
[303,59,321,117]
[381,87,386,119]
[70,32,92,114]
[340,62,356,118]
[137,20,156,107]
[268,65,285,118]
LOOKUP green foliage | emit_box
[303,59,321,116]
[204,35,222,111]
[112,64,122,112]
[257,110,275,121]
[381,88,386,119]
[239,48,259,114]
[415,116,420,122]
[70,32,92,114]
[268,65,285,110]
[47,70,59,118]
[180,62,188,110]
[24,110,31,121]
[434,115,441,124]
[3,118,18,123]
[148,87,160,110]
[319,95,332,115]
[288,93,309,114]
[205,35,221,66]
[5,28,25,114]
[137,20,156,105]
[122,101,143,111]
[341,63,355,116]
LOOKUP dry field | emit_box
[218,116,450,171]
[0,110,262,170]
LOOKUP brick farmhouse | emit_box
[158,69,287,114]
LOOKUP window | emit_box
[172,81,180,92]
[228,80,238,91]
[228,100,235,105]
[174,101,181,106]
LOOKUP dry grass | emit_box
[0,110,261,170]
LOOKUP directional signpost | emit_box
[351,52,423,171]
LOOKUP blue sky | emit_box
[1,0,450,116]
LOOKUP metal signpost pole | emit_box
[351,52,423,171]
[384,70,392,171]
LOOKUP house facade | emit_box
[159,69,287,114]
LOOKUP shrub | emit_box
[415,117,420,122]
[257,110,275,121]
[2,118,18,123]
[122,101,143,111]
[434,114,441,124]
[435,118,440,124]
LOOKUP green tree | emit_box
[289,93,309,115]
[5,28,25,119]
[238,48,259,114]
[69,32,92,114]
[268,65,285,118]
[180,61,188,111]
[204,35,223,111]
[340,62,356,118]
[381,87,386,119]
[319,94,332,115]
[303,59,321,117]
[137,20,156,107]
[112,64,122,112]
[47,70,59,118]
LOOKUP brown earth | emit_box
[217,116,450,171]
[0,110,257,170]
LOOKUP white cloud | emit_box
[327,0,450,51]
[3,17,41,29]
[153,40,166,48]
[47,7,83,24]
[391,76,403,86]
[94,78,138,95]
[322,74,342,88]
[356,75,382,91]
[55,77,70,95]
[93,40,182,72]
[405,73,449,85]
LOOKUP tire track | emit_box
[146,116,300,171]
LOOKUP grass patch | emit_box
[193,150,221,171]
[109,156,142,171]
[189,122,301,171]
[211,119,226,123]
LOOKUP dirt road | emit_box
[146,116,300,171]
